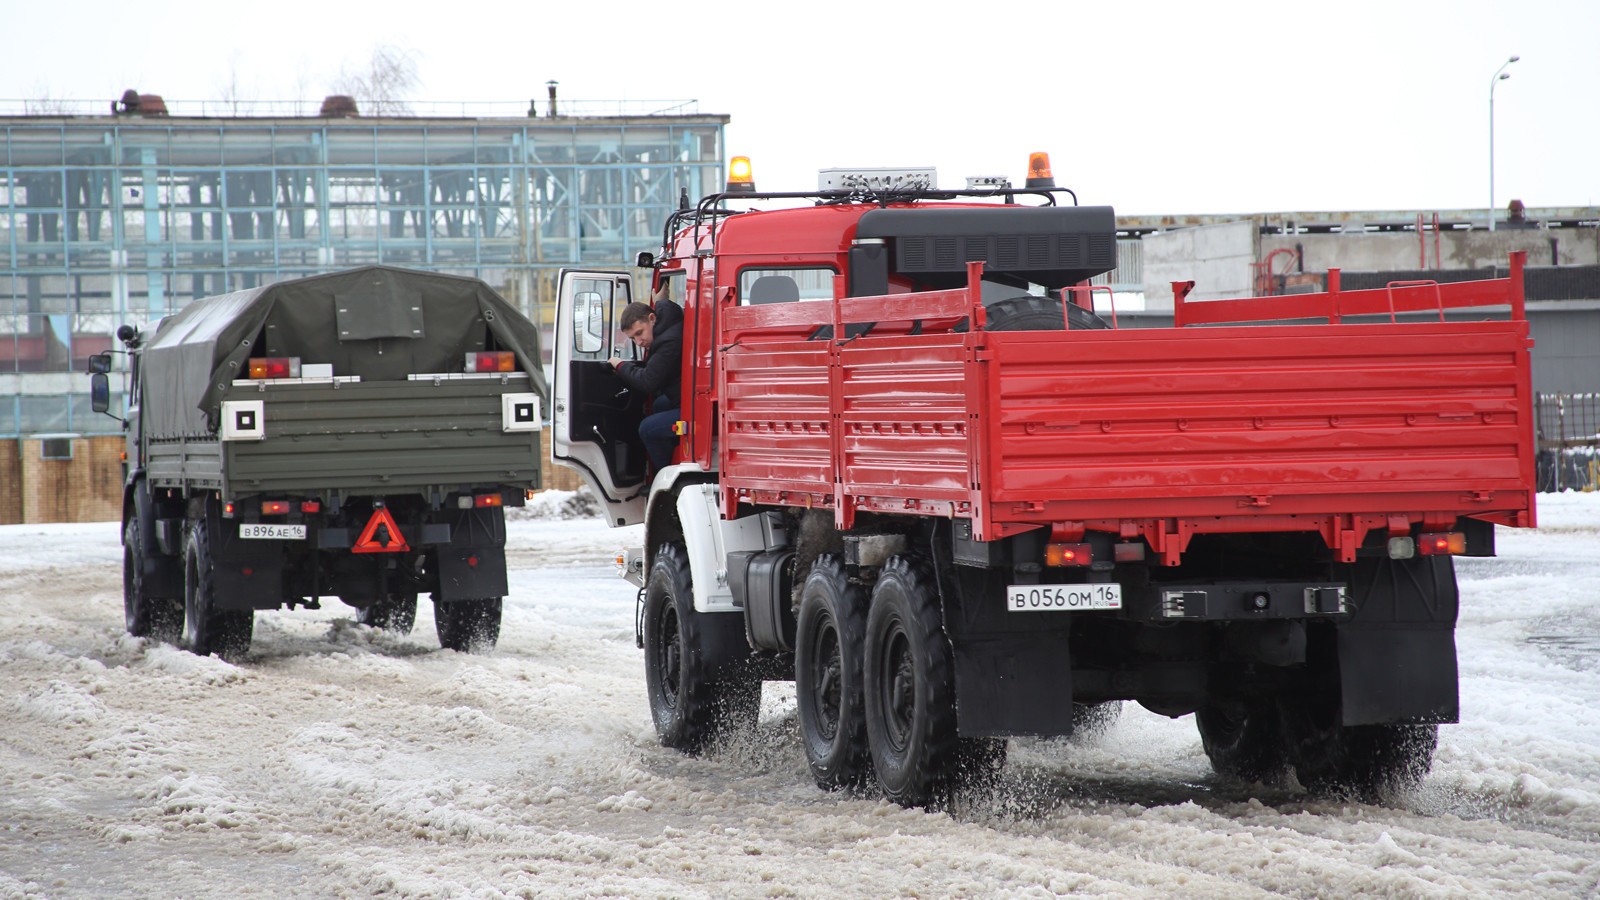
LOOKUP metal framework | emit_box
[0,111,727,436]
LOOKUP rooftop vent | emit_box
[115,89,168,116]
[320,95,360,118]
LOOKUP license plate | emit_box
[239,523,306,540]
[1007,583,1122,612]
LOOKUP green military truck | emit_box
[89,266,548,659]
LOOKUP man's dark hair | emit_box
[619,302,654,332]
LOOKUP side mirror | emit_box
[87,352,112,375]
[635,251,655,268]
[90,373,111,413]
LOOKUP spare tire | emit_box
[984,294,1110,332]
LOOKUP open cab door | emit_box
[552,269,648,526]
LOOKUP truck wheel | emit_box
[864,556,964,807]
[433,597,501,653]
[795,554,872,790]
[1196,701,1286,783]
[124,520,181,643]
[643,542,758,754]
[1281,691,1438,799]
[984,295,1110,332]
[359,592,418,635]
[182,519,253,661]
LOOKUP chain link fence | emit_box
[1536,393,1600,492]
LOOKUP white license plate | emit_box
[1007,583,1122,612]
[239,523,306,540]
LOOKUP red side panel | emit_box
[978,320,1534,528]
[717,259,1536,553]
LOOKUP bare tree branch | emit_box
[331,45,422,116]
[23,82,70,115]
[217,53,253,116]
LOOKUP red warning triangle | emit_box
[352,507,410,554]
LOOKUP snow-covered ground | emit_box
[2,493,1598,898]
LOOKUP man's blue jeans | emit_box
[640,407,680,471]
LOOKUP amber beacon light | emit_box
[1025,152,1056,189]
[726,156,756,192]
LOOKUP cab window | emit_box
[737,267,836,305]
[568,277,632,360]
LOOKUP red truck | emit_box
[551,156,1536,806]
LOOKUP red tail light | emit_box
[474,492,504,508]
[467,352,515,373]
[1045,542,1093,567]
[1417,532,1466,556]
[247,357,301,379]
[261,500,291,516]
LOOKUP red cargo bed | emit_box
[718,256,1536,563]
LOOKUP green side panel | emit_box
[146,438,224,491]
[220,378,542,496]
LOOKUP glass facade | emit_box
[0,112,726,436]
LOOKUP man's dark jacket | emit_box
[615,297,683,411]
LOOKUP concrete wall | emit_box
[1260,227,1599,275]
[1140,221,1257,309]
[1529,306,1600,394]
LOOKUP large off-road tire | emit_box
[863,555,966,807]
[985,295,1111,332]
[433,597,501,653]
[124,520,181,643]
[359,592,418,635]
[795,554,872,790]
[1280,688,1438,799]
[1197,700,1287,783]
[183,517,253,661]
[642,542,759,754]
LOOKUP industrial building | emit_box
[1,91,728,439]
[2,93,1595,520]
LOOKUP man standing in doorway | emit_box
[610,289,683,472]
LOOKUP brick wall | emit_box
[538,427,586,493]
[2,436,124,524]
[0,440,21,523]
[1,432,583,525]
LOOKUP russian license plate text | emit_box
[239,523,306,540]
[1007,583,1122,612]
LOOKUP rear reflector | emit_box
[1417,532,1466,556]
[467,351,515,373]
[247,357,301,379]
[1113,542,1146,563]
[300,500,321,514]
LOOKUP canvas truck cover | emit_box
[140,267,549,438]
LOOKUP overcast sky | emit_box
[4,0,1596,217]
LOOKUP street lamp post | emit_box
[1489,55,1519,232]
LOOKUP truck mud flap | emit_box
[212,557,288,610]
[951,636,1075,738]
[1333,554,1461,725]
[436,546,508,601]
[1336,626,1458,725]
